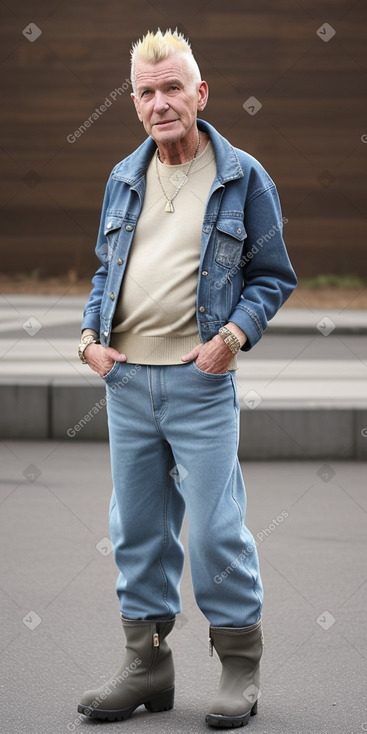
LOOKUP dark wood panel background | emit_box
[1,0,366,279]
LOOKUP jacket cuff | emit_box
[228,306,264,351]
[81,312,100,334]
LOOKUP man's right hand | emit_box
[84,343,127,377]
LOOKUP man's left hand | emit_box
[181,323,247,374]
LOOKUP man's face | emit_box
[131,55,208,147]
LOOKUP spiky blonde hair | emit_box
[130,28,201,93]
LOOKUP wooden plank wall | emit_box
[1,0,366,278]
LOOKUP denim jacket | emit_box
[82,119,297,351]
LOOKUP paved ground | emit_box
[1,441,366,734]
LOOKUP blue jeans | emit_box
[104,361,263,627]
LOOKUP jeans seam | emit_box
[230,374,243,523]
[155,449,174,617]
[229,372,240,412]
[230,464,243,525]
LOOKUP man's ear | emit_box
[197,80,209,112]
[131,92,142,122]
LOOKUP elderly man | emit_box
[77,29,297,728]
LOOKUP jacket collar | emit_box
[111,119,244,186]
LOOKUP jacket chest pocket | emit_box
[96,215,123,264]
[214,220,247,269]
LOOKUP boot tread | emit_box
[206,701,257,728]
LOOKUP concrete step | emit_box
[1,295,367,334]
[1,296,366,458]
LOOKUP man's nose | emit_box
[153,91,169,112]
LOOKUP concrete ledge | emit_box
[0,384,50,439]
[51,383,108,440]
[1,382,366,459]
[267,308,367,335]
[239,407,367,460]
[1,298,366,458]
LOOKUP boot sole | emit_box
[205,701,257,728]
[77,686,174,721]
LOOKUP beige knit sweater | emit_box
[111,141,217,365]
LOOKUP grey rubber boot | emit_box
[78,615,175,721]
[205,619,263,729]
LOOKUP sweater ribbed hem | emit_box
[110,333,200,365]
[110,332,237,369]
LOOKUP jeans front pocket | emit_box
[102,361,120,383]
[191,360,231,380]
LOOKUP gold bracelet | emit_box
[218,326,241,355]
[78,335,98,363]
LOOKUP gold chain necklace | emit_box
[155,133,201,213]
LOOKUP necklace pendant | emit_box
[165,200,174,213]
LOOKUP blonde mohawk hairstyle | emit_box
[130,28,201,92]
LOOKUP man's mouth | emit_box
[154,119,178,127]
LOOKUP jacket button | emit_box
[202,270,208,276]
[125,224,133,231]
[103,330,109,337]
[106,222,112,229]
[109,292,115,300]
[117,258,123,265]
[237,228,242,235]
[199,306,205,313]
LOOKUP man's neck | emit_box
[157,130,207,165]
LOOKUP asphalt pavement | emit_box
[0,440,366,734]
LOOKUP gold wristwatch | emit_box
[218,326,241,355]
[78,334,98,363]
